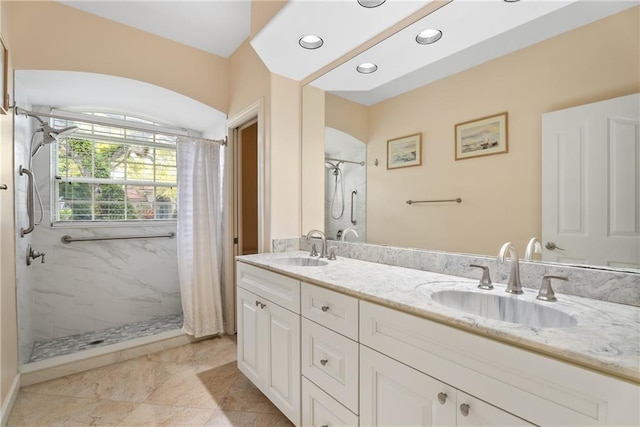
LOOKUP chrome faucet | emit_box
[524,237,543,261]
[26,245,45,266]
[341,227,359,242]
[498,242,523,294]
[305,229,327,258]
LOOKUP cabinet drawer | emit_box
[302,377,358,427]
[302,318,359,413]
[237,262,300,313]
[301,282,358,340]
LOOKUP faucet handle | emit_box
[328,246,337,261]
[309,243,318,257]
[537,275,568,302]
[40,253,46,264]
[469,264,493,290]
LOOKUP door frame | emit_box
[224,99,268,334]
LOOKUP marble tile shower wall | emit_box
[274,238,640,307]
[324,145,366,243]
[15,108,182,357]
[14,102,36,365]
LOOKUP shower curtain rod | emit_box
[15,106,227,146]
[325,156,365,166]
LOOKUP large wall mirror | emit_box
[301,1,640,272]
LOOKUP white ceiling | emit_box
[310,0,639,105]
[56,0,251,58]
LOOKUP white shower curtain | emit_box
[177,137,225,337]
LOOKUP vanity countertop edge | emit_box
[236,251,640,384]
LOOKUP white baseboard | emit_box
[0,373,20,427]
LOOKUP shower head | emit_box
[31,123,79,156]
[324,160,342,176]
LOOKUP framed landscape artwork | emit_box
[387,133,422,169]
[455,112,508,160]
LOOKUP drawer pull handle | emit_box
[460,403,470,417]
[437,392,447,404]
[321,305,330,312]
[321,425,328,427]
[320,359,328,366]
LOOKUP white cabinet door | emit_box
[360,345,456,427]
[236,286,301,426]
[264,297,301,425]
[237,286,262,385]
[456,392,533,427]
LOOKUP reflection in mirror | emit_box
[324,128,366,242]
[301,4,640,272]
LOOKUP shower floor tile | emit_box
[29,313,183,363]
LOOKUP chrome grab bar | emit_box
[19,166,35,237]
[406,198,462,205]
[61,232,175,244]
[350,189,357,225]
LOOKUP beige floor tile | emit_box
[221,374,281,414]
[21,365,112,398]
[118,403,214,427]
[145,361,239,409]
[77,359,176,403]
[7,392,137,426]
[205,409,294,427]
[145,336,237,375]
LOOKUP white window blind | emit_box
[53,112,178,223]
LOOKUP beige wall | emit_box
[228,40,270,118]
[269,73,301,240]
[301,85,325,232]
[0,1,19,414]
[366,7,640,256]
[6,0,229,113]
[325,93,369,144]
[250,0,288,39]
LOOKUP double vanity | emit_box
[236,248,639,426]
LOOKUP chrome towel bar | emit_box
[406,198,462,205]
[61,232,175,244]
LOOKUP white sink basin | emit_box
[273,257,328,267]
[431,290,577,328]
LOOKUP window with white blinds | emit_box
[53,112,178,222]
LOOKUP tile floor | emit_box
[8,335,293,426]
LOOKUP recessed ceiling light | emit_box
[358,0,386,8]
[299,35,323,50]
[416,29,443,45]
[357,63,378,74]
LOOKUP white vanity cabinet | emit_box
[360,300,639,426]
[301,282,360,426]
[236,263,301,426]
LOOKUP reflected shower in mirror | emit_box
[324,128,366,242]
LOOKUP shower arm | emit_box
[325,156,365,166]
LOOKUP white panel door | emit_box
[542,93,640,268]
[360,345,456,427]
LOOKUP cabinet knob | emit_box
[321,305,330,312]
[460,403,470,417]
[260,302,266,309]
[437,392,447,404]
[320,359,328,366]
[255,300,260,307]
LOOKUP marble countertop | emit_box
[237,251,640,383]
